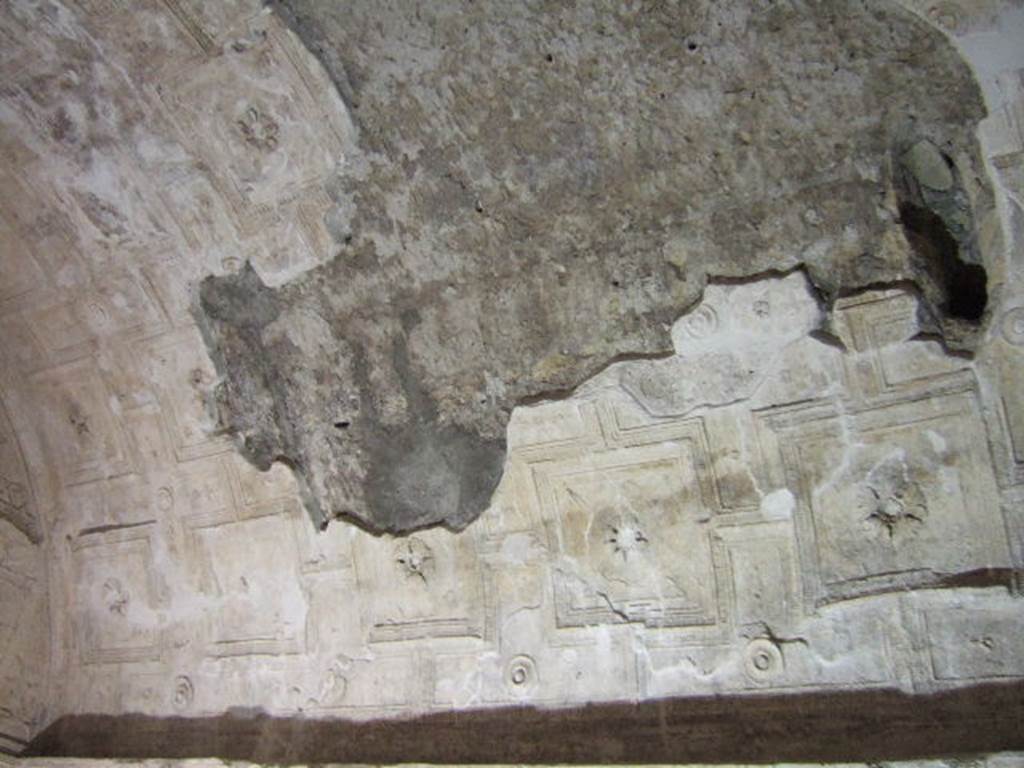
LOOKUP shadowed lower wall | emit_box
[26,682,1024,764]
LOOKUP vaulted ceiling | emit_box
[1,0,1024,763]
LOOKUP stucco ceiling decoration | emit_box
[202,0,996,534]
[0,0,1023,763]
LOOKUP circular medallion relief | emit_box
[1001,307,1024,346]
[172,675,194,710]
[505,654,538,696]
[744,639,783,682]
[679,305,719,340]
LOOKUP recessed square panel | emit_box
[765,390,1011,605]
[72,529,162,664]
[534,442,721,629]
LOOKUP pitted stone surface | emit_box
[199,0,994,533]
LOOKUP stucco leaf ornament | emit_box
[859,457,928,542]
